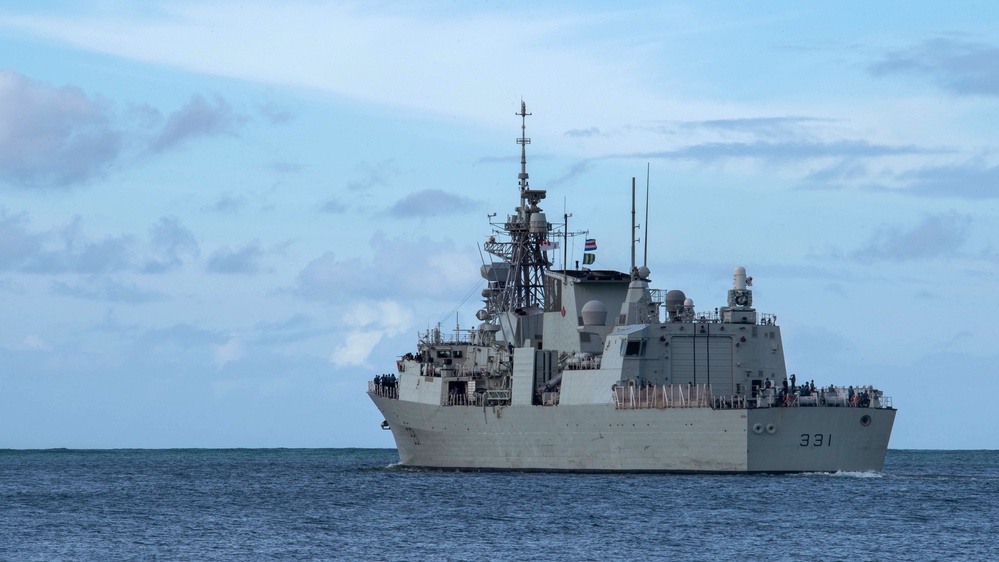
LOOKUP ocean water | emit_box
[0,449,995,561]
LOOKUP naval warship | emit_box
[368,103,896,472]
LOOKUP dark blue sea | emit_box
[0,449,995,561]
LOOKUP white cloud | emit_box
[22,334,48,350]
[0,70,251,189]
[0,70,121,188]
[295,234,480,302]
[149,93,244,153]
[387,189,478,218]
[5,3,994,181]
[329,330,382,369]
[0,3,659,135]
[213,333,244,368]
[0,211,202,277]
[869,38,999,97]
[51,278,164,303]
[206,240,264,274]
[851,212,971,262]
[329,300,413,368]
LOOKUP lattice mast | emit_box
[483,101,553,315]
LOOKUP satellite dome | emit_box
[665,289,686,309]
[580,300,608,326]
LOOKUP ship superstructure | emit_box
[367,103,895,472]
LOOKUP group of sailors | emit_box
[844,386,872,408]
[762,374,872,407]
[373,374,397,396]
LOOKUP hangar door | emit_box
[670,335,734,396]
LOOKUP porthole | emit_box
[860,415,872,427]
[753,423,764,434]
[765,423,777,434]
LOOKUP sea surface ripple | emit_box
[0,449,996,561]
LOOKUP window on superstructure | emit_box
[623,340,646,357]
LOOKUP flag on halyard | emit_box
[583,253,595,265]
[539,240,559,251]
[585,239,597,251]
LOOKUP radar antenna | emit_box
[481,101,553,327]
[516,100,531,192]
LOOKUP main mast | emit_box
[483,101,553,322]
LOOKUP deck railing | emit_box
[442,389,514,407]
[613,384,893,410]
[368,381,398,399]
[759,385,892,409]
[372,379,892,410]
[613,384,713,409]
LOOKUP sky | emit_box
[0,1,996,450]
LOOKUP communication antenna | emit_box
[630,177,637,280]
[516,100,531,192]
[644,163,650,268]
[563,198,571,283]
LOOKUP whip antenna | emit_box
[644,163,650,268]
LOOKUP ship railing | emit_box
[810,385,887,408]
[481,389,512,407]
[755,385,892,409]
[613,384,713,409]
[418,327,475,346]
[759,313,777,325]
[712,395,748,409]
[445,392,476,406]
[609,383,894,411]
[368,381,398,399]
[442,389,523,407]
[695,311,721,323]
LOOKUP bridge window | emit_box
[622,340,647,357]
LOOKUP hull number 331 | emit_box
[800,434,832,447]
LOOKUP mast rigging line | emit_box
[438,278,486,327]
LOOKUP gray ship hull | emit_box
[365,106,897,474]
[371,395,896,473]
